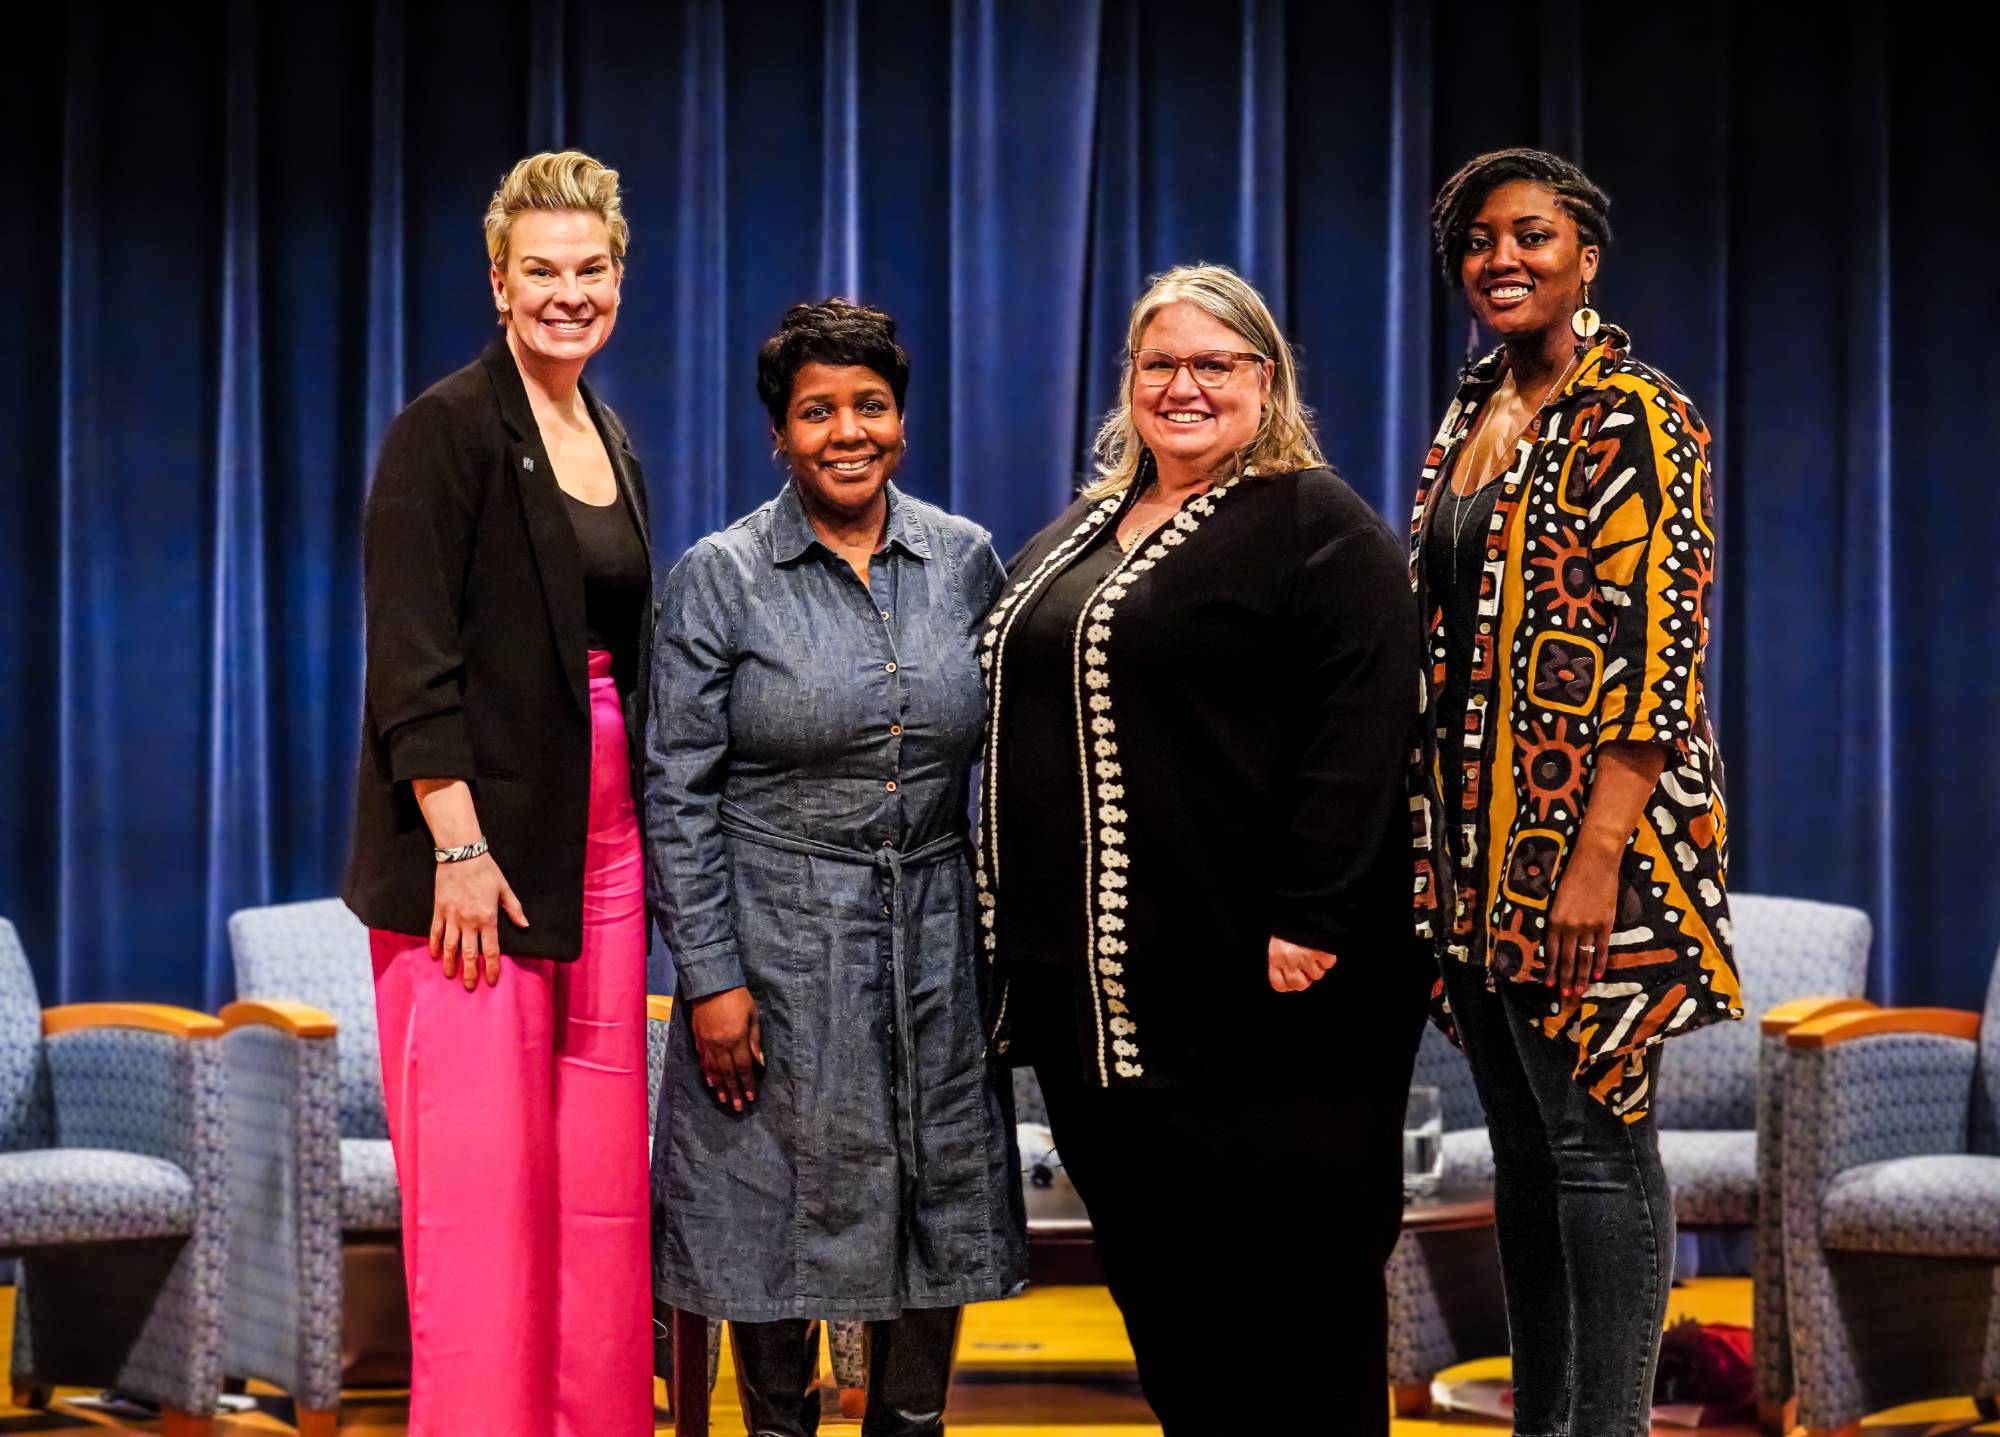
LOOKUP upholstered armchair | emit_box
[1384,894,1873,1419]
[220,898,394,1435]
[1780,953,2000,1436]
[1652,897,1871,1430]
[0,917,230,1436]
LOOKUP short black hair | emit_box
[1431,148,1612,290]
[756,298,910,428]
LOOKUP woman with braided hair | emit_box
[1410,147,1742,1436]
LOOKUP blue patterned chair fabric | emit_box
[0,917,230,1419]
[1782,955,2000,1431]
[339,1138,400,1230]
[224,900,382,1413]
[1667,896,1869,1413]
[1385,894,1872,1400]
[222,1012,346,1410]
[229,900,386,1139]
[0,1148,194,1245]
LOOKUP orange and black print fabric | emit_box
[1407,324,1743,1118]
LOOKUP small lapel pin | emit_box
[523,457,535,472]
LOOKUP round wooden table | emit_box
[1399,1183,1497,1232]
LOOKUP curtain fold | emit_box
[3,3,1993,1012]
[200,0,273,1002]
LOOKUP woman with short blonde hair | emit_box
[346,149,655,1436]
[979,263,1428,1432]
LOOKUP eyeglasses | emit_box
[1131,348,1267,389]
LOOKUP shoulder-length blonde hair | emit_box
[1087,263,1323,499]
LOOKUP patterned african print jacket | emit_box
[1409,324,1743,1118]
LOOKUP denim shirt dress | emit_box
[643,481,1028,1321]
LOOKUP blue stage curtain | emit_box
[2,1,1994,1011]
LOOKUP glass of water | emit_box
[1403,1084,1444,1201]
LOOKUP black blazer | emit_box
[342,338,653,960]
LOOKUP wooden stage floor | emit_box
[6,1278,1997,1434]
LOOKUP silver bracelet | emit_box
[433,837,491,864]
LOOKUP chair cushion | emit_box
[1441,1126,1494,1188]
[1661,1128,1755,1226]
[1821,1154,2000,1259]
[1437,1124,1754,1226]
[0,1147,194,1246]
[340,1138,401,1230]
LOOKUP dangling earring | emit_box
[1571,281,1601,341]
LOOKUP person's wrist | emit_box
[1572,829,1625,866]
[433,837,491,864]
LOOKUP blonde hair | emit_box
[483,150,630,268]
[1087,263,1323,499]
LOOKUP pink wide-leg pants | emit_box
[371,649,652,1437]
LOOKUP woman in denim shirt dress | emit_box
[644,300,1027,1437]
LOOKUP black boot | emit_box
[730,1318,821,1437]
[862,1305,961,1437]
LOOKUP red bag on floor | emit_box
[1651,1318,1754,1426]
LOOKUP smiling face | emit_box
[1129,300,1272,485]
[779,362,905,520]
[489,208,621,367]
[1459,180,1599,339]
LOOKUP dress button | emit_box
[889,723,903,737]
[885,661,897,673]
[1486,549,1500,561]
[880,610,891,621]
[882,904,892,916]
[886,780,898,793]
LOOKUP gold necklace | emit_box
[1117,481,1205,552]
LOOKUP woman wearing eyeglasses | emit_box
[979,264,1428,1433]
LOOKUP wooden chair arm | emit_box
[1760,996,1874,1035]
[42,1003,225,1040]
[1787,1006,1981,1048]
[220,999,339,1038]
[647,995,674,1024]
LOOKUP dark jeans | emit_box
[1011,965,1415,1435]
[1439,956,1675,1437]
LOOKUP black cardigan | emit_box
[342,338,653,960]
[978,468,1429,1088]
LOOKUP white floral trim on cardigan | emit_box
[978,475,1242,1084]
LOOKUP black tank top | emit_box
[562,488,648,673]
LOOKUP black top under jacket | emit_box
[563,487,650,673]
[343,337,653,960]
[978,466,1431,1088]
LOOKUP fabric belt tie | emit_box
[716,800,965,1216]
